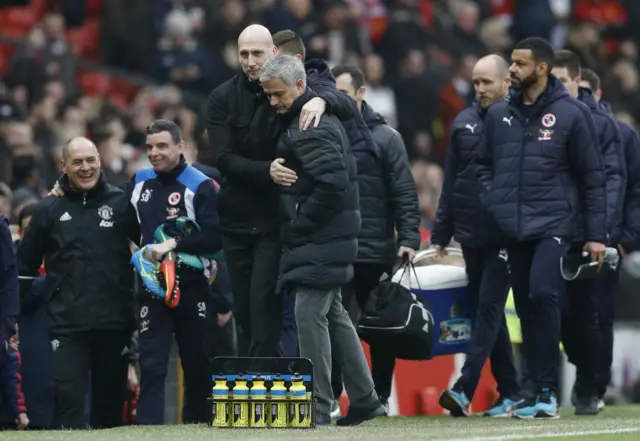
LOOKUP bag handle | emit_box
[398,260,422,291]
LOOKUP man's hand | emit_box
[270,158,297,186]
[49,180,64,197]
[398,246,416,262]
[148,239,177,262]
[584,241,606,269]
[127,364,139,395]
[300,97,327,131]
[432,245,448,259]
[217,311,232,328]
[15,413,29,430]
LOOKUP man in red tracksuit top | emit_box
[0,333,29,430]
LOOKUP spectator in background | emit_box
[0,184,12,219]
[0,327,29,430]
[149,9,214,97]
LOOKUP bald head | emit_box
[62,137,101,192]
[472,54,510,108]
[238,25,276,81]
[63,137,97,160]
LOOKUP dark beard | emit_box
[515,71,539,91]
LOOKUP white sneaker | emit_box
[597,399,605,412]
[330,401,342,419]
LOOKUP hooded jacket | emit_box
[476,75,607,243]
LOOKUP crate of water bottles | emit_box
[209,357,316,429]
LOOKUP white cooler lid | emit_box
[392,264,468,290]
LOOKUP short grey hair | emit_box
[260,54,306,89]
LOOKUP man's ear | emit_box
[296,54,303,62]
[296,79,304,89]
[272,46,278,55]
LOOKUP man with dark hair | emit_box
[477,37,607,419]
[127,119,223,425]
[581,70,638,412]
[429,55,524,418]
[206,25,354,359]
[260,54,385,426]
[272,30,306,60]
[552,51,625,415]
[332,63,421,414]
[17,137,140,429]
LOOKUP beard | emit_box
[511,71,538,91]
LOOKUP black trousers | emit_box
[561,267,601,399]
[137,281,211,425]
[454,246,519,400]
[508,238,569,393]
[51,329,130,429]
[596,268,619,398]
[221,233,282,357]
[331,263,395,401]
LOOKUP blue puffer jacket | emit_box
[576,88,625,245]
[616,120,640,252]
[432,102,503,248]
[476,75,607,243]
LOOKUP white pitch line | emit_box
[433,426,640,441]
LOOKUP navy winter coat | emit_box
[432,102,503,248]
[576,88,625,244]
[476,75,607,243]
[617,121,640,252]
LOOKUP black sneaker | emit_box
[336,404,386,426]
[575,396,599,416]
[316,411,332,426]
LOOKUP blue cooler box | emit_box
[392,252,473,358]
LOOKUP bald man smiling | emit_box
[206,25,355,359]
[432,55,525,418]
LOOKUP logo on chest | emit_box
[140,189,153,202]
[98,205,114,228]
[538,129,554,141]
[168,192,181,206]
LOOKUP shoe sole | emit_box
[336,406,386,427]
[439,393,469,417]
[484,411,513,418]
[513,411,559,420]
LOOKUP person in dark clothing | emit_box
[0,215,18,363]
[17,137,140,429]
[583,69,638,412]
[476,37,607,420]
[206,25,355,358]
[0,335,28,430]
[430,55,523,418]
[331,63,421,414]
[551,52,625,416]
[260,54,385,427]
[125,120,223,425]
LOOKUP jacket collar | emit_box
[59,169,109,200]
[241,71,263,96]
[279,88,316,128]
[578,86,598,109]
[155,155,187,183]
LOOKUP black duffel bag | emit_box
[357,263,435,360]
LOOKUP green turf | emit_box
[3,405,640,440]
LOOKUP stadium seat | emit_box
[0,6,37,37]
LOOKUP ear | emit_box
[296,79,304,89]
[595,89,602,101]
[177,141,185,151]
[575,75,582,85]
[504,77,512,86]
[296,54,303,62]
[357,86,366,99]
[272,46,278,55]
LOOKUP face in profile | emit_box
[509,49,540,91]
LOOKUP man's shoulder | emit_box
[178,165,214,193]
[370,121,399,147]
[453,106,482,126]
[208,74,243,106]
[132,167,158,185]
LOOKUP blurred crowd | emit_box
[2,0,640,243]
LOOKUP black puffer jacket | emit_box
[275,90,360,292]
[360,102,421,263]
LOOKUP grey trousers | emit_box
[294,286,379,415]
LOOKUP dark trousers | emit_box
[331,263,395,401]
[51,329,130,429]
[222,233,282,357]
[136,281,210,425]
[597,269,619,397]
[454,246,520,400]
[508,238,569,393]
[280,291,299,357]
[561,269,601,398]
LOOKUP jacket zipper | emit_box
[518,118,528,238]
